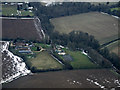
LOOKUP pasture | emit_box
[21,10,34,16]
[111,7,120,11]
[29,51,63,70]
[65,50,99,69]
[2,4,34,16]
[2,4,17,16]
[105,40,120,57]
[90,2,117,6]
[2,18,41,41]
[50,12,118,45]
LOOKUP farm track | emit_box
[100,38,120,48]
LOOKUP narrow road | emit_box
[51,54,64,65]
[100,38,120,49]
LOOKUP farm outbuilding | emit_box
[19,50,32,54]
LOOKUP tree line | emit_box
[50,31,100,50]
[29,2,120,70]
[50,31,120,70]
[30,2,120,34]
[99,47,120,70]
[7,2,120,72]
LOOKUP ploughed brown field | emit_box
[2,18,40,41]
[3,69,120,88]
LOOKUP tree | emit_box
[37,46,40,51]
[106,2,109,5]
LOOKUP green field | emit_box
[50,12,118,45]
[90,2,117,6]
[111,7,120,11]
[30,43,99,70]
[21,10,34,16]
[34,43,51,49]
[29,51,63,70]
[65,50,99,69]
[2,4,34,16]
[105,40,120,56]
[31,43,51,51]
[2,4,17,16]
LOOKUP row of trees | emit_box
[29,2,120,70]
[32,2,120,19]
[30,2,120,34]
[99,48,120,70]
[50,31,120,70]
[51,52,73,70]
[22,2,120,71]
[50,31,100,50]
[85,47,112,68]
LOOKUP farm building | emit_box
[13,41,33,54]
[58,52,66,55]
[18,3,23,5]
[19,50,32,54]
[55,45,66,55]
[28,7,33,10]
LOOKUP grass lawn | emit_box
[104,40,120,56]
[21,10,34,16]
[31,46,37,51]
[2,5,17,16]
[31,43,51,52]
[29,51,63,70]
[2,4,34,16]
[34,43,51,49]
[90,2,117,6]
[111,7,120,12]
[50,12,118,45]
[65,50,99,69]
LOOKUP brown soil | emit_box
[3,69,120,88]
[2,18,41,41]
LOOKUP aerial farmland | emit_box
[51,12,119,45]
[1,1,120,89]
[2,18,42,41]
